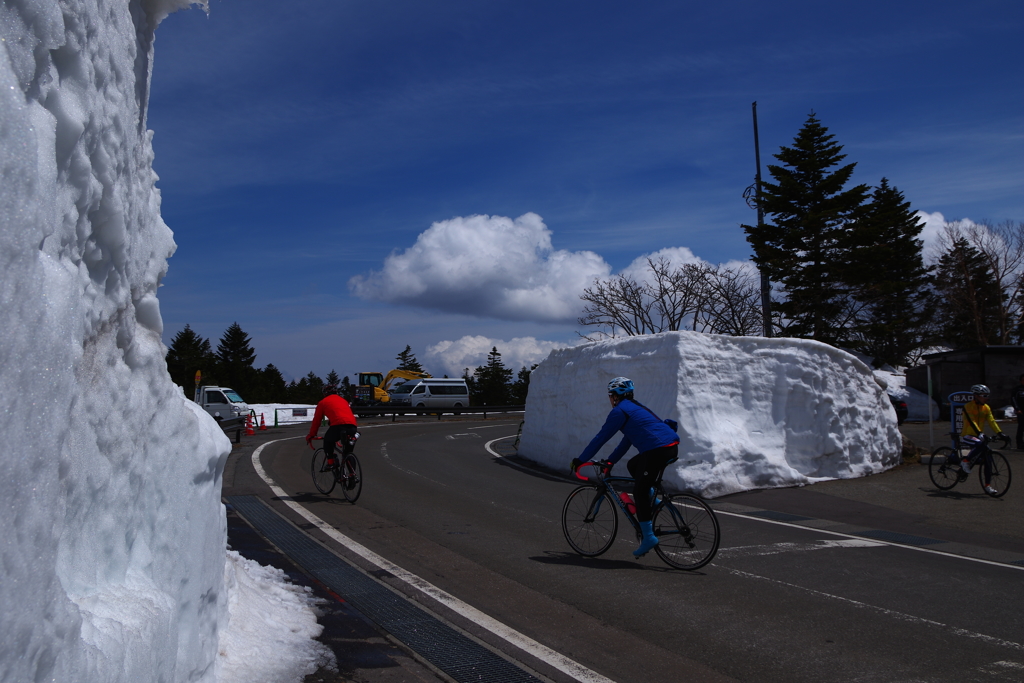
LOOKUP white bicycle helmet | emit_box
[971,384,990,395]
[608,377,635,397]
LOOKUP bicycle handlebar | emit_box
[574,460,613,481]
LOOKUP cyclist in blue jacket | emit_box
[570,377,679,558]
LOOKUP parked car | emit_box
[889,395,908,426]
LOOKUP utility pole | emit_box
[752,101,772,338]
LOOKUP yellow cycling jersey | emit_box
[961,401,1001,437]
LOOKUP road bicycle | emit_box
[561,460,720,570]
[928,433,1011,498]
[309,434,363,503]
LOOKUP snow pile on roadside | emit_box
[519,332,902,498]
[249,403,317,425]
[870,367,937,422]
[1,2,328,682]
[217,552,336,683]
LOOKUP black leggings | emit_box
[627,444,679,522]
[324,423,357,459]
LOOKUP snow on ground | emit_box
[866,366,937,423]
[217,552,335,682]
[1,2,325,682]
[520,332,902,498]
[250,403,318,425]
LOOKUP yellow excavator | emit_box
[353,370,431,405]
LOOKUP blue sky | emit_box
[149,0,1024,383]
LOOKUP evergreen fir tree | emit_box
[933,237,1004,348]
[216,322,258,394]
[472,347,513,405]
[510,365,536,405]
[326,370,340,387]
[743,112,869,345]
[845,179,935,366]
[251,363,288,403]
[395,345,424,372]
[165,324,216,392]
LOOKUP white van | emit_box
[388,378,470,410]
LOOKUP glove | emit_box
[305,434,314,446]
[570,458,583,474]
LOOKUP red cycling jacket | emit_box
[308,394,357,439]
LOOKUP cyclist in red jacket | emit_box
[306,385,358,467]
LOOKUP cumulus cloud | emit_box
[425,335,571,376]
[349,213,610,323]
[916,210,948,257]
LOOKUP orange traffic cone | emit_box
[245,414,255,436]
[259,413,267,431]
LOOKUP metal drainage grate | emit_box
[744,509,814,523]
[854,529,945,546]
[227,495,542,683]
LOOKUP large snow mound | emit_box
[0,2,324,682]
[519,332,902,497]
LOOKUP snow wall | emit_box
[519,332,902,498]
[0,1,233,681]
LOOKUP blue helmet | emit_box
[607,377,634,397]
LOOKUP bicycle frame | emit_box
[576,463,665,532]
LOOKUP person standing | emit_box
[306,385,358,466]
[1010,374,1024,450]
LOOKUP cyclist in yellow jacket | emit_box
[960,384,1006,494]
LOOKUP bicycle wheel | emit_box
[310,448,336,495]
[653,493,720,570]
[341,454,362,503]
[980,451,1011,498]
[562,485,618,557]
[928,447,961,490]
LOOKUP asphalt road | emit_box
[226,418,1024,683]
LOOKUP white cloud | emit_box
[916,210,948,257]
[621,246,705,279]
[349,213,610,323]
[425,335,571,376]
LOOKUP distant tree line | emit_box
[578,111,1024,368]
[165,332,534,405]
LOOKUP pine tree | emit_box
[845,179,935,366]
[934,237,1004,348]
[743,112,869,345]
[395,345,424,372]
[510,365,536,405]
[326,370,340,387]
[165,324,217,393]
[245,363,286,403]
[472,347,513,405]
[216,322,258,394]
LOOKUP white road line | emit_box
[714,508,1024,571]
[724,566,1024,652]
[485,434,1024,572]
[251,437,614,683]
[484,435,539,475]
[715,539,884,559]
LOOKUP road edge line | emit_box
[250,437,615,683]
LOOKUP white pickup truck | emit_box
[194,385,249,421]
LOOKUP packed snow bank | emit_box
[249,403,318,425]
[519,332,902,498]
[217,552,335,683]
[1,2,325,682]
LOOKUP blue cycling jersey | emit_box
[578,399,678,464]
